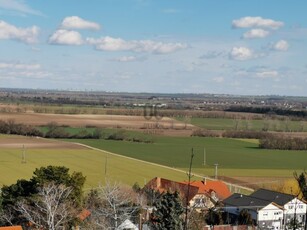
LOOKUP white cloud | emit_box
[0,62,40,70]
[0,20,39,44]
[86,36,186,54]
[272,40,289,51]
[232,16,284,29]
[229,46,254,61]
[256,70,279,78]
[243,29,270,39]
[0,0,43,16]
[48,29,83,45]
[115,56,137,62]
[212,77,224,83]
[61,16,100,30]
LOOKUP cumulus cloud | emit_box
[272,40,289,51]
[86,36,186,54]
[0,0,43,16]
[60,16,100,30]
[229,46,254,61]
[48,29,83,45]
[232,16,284,29]
[243,29,270,39]
[0,62,40,70]
[0,20,39,44]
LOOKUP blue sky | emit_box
[0,0,307,96]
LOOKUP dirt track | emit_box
[0,136,86,149]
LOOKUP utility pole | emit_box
[184,148,194,230]
[203,147,206,166]
[21,145,26,164]
[214,163,219,179]
[104,153,108,177]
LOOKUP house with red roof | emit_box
[144,177,231,210]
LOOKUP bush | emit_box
[222,130,270,139]
[259,136,307,150]
[0,119,43,137]
[191,129,220,137]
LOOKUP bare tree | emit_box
[16,182,77,230]
[87,181,139,229]
[0,208,15,226]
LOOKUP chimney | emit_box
[156,177,161,188]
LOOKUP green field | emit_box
[178,117,307,132]
[66,136,307,178]
[1,135,306,191]
[0,147,193,189]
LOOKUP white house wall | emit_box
[284,198,307,227]
[258,203,283,222]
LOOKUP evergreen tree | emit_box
[294,171,307,200]
[205,208,222,226]
[150,191,184,230]
[238,209,253,226]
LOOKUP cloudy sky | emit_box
[0,0,306,96]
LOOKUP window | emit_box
[288,205,293,209]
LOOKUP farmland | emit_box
[0,135,195,189]
[177,117,307,132]
[0,91,306,190]
[67,136,307,179]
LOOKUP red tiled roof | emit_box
[185,180,231,200]
[144,177,200,202]
[0,227,23,230]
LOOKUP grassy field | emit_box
[178,117,307,132]
[66,136,307,178]
[0,145,195,189]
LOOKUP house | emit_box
[223,189,307,230]
[144,177,200,204]
[185,180,231,201]
[144,177,230,210]
[250,189,307,228]
[223,193,283,229]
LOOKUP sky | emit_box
[0,0,307,96]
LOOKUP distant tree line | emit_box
[259,136,307,150]
[225,106,307,119]
[0,119,153,143]
[191,129,271,139]
[222,130,271,139]
[0,119,42,136]
[192,129,307,150]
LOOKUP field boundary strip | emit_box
[71,141,254,193]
